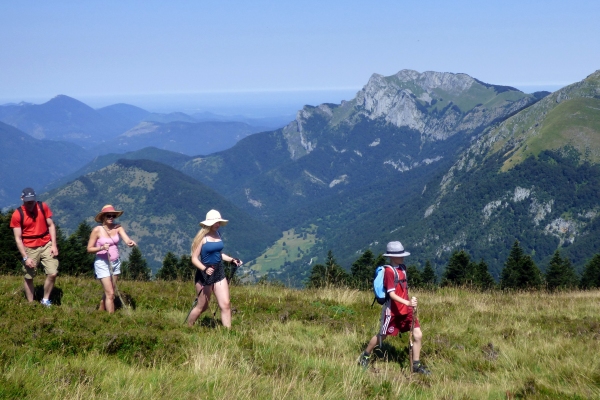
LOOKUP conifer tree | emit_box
[307,250,348,288]
[59,222,95,277]
[500,240,542,290]
[580,254,600,289]
[0,209,20,275]
[177,254,194,281]
[473,259,495,290]
[406,265,423,288]
[421,260,437,288]
[545,250,579,291]
[122,247,151,281]
[560,258,579,290]
[442,250,475,286]
[156,251,178,280]
[350,249,376,290]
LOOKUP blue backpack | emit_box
[372,265,406,306]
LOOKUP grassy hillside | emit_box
[502,97,600,169]
[245,225,318,275]
[1,275,599,399]
[44,159,280,269]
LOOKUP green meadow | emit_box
[1,275,599,399]
[246,225,318,274]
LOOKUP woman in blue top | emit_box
[187,209,242,328]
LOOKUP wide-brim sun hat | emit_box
[383,241,410,257]
[94,204,124,223]
[200,209,228,227]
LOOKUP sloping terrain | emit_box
[107,120,263,156]
[180,70,541,221]
[43,159,280,269]
[0,121,90,207]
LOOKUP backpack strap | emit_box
[19,202,50,239]
[385,266,409,307]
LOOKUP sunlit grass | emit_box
[1,276,599,399]
[246,225,318,274]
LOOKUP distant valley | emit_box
[3,69,600,284]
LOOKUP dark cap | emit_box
[21,187,36,202]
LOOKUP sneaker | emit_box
[40,299,52,307]
[412,362,431,375]
[358,352,370,369]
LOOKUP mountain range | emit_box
[178,70,543,219]
[4,68,600,285]
[0,97,288,207]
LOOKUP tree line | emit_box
[2,209,600,289]
[307,240,600,291]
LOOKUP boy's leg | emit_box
[359,334,387,368]
[366,333,386,354]
[412,327,423,362]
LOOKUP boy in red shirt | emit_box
[358,241,430,374]
[10,188,59,306]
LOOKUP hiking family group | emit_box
[9,187,429,374]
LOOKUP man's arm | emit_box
[13,228,36,269]
[46,217,59,257]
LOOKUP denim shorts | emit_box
[94,256,121,279]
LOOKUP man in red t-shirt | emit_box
[358,241,430,374]
[9,188,59,306]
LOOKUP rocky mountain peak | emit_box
[392,69,476,94]
[281,69,537,160]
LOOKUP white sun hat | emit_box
[200,209,229,227]
[383,241,410,257]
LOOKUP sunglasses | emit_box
[105,214,118,219]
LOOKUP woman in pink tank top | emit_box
[86,205,137,313]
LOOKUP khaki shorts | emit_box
[23,241,59,279]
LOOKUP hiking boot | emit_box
[40,299,52,307]
[412,361,430,375]
[358,352,370,369]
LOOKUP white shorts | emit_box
[94,256,121,279]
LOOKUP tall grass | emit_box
[1,276,599,399]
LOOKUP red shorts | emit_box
[379,311,420,337]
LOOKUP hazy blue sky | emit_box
[1,1,598,115]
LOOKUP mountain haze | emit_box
[107,120,263,156]
[0,121,90,207]
[0,95,123,147]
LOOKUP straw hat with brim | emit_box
[383,241,410,257]
[200,209,228,227]
[94,205,124,223]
